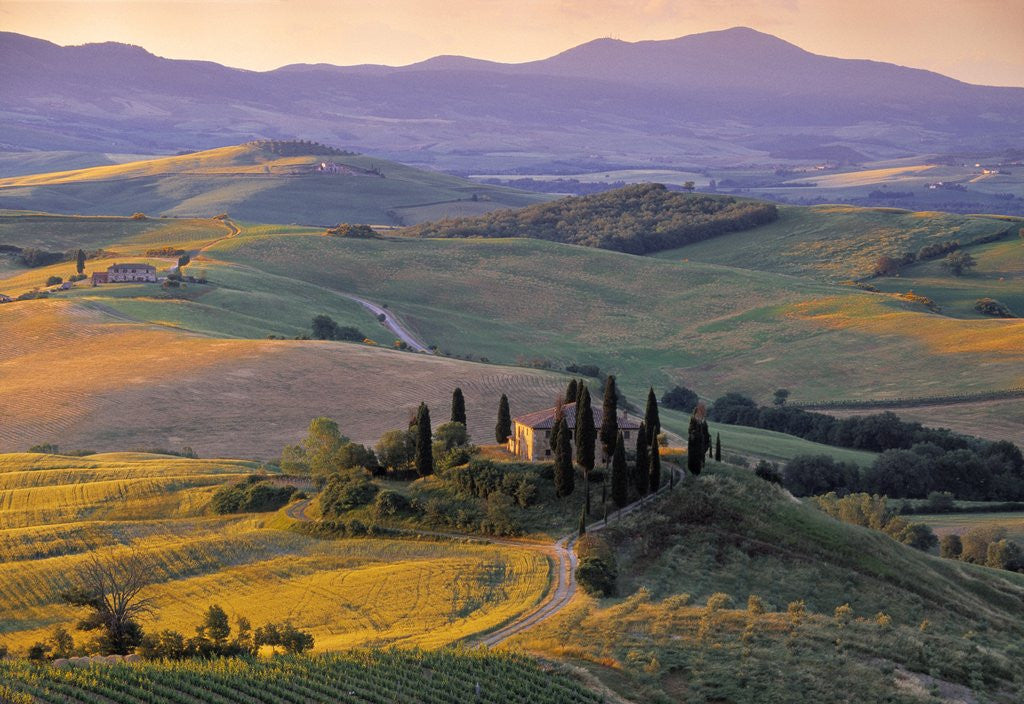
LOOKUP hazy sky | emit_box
[2,0,1022,86]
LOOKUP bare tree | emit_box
[62,550,154,654]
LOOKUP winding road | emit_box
[284,465,681,647]
[339,294,432,353]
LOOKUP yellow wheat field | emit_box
[0,452,550,653]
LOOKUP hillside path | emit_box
[338,294,432,353]
[284,465,681,648]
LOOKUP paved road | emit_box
[283,465,682,647]
[341,294,431,353]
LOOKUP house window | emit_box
[544,430,550,438]
[624,431,631,439]
[545,449,551,457]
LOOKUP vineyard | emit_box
[0,649,603,704]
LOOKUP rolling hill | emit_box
[0,142,548,226]
[2,28,1022,168]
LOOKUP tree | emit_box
[495,394,512,444]
[311,314,339,340]
[199,605,231,646]
[46,275,62,286]
[553,416,574,497]
[649,435,662,493]
[62,551,153,655]
[575,386,597,514]
[644,387,660,445]
[414,403,433,476]
[943,250,976,276]
[450,387,466,425]
[565,379,578,406]
[75,249,86,275]
[302,417,345,476]
[600,375,619,462]
[177,254,190,270]
[434,421,468,451]
[773,389,790,406]
[549,396,566,454]
[683,181,696,192]
[375,429,416,470]
[633,422,649,496]
[715,433,721,462]
[50,626,75,659]
[610,431,629,508]
[687,403,710,476]
[662,385,699,412]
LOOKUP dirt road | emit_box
[283,465,681,647]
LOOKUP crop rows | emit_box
[0,650,603,704]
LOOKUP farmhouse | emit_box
[509,402,641,461]
[98,263,157,283]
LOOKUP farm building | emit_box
[508,402,641,462]
[98,263,157,283]
[0,293,12,303]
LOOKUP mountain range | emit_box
[2,27,1023,170]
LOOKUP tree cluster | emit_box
[403,184,779,255]
[311,314,365,342]
[324,223,378,238]
[211,476,298,514]
[661,384,700,412]
[813,493,938,551]
[446,459,538,508]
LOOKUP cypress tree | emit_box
[579,504,587,536]
[565,379,578,407]
[715,433,722,462]
[553,417,574,497]
[575,379,586,407]
[610,431,628,509]
[634,421,650,496]
[414,403,433,476]
[549,397,566,453]
[75,249,86,275]
[599,375,619,463]
[644,387,661,445]
[495,394,512,443]
[649,436,661,493]
[451,387,466,425]
[575,387,597,514]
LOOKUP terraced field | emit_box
[0,452,550,653]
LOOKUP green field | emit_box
[0,144,549,226]
[654,203,1019,280]
[913,512,1024,544]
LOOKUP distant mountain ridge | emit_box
[2,27,1022,167]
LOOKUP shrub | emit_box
[939,533,963,559]
[961,526,1007,564]
[373,490,410,519]
[28,443,60,454]
[575,535,618,596]
[45,275,63,286]
[754,460,782,485]
[131,212,147,220]
[975,298,1015,318]
[211,480,296,514]
[319,470,378,517]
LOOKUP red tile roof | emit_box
[513,402,641,430]
[109,263,156,270]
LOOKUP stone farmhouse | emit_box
[93,263,157,285]
[509,402,641,462]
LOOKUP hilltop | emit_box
[515,462,1024,702]
[2,28,1022,167]
[0,142,548,226]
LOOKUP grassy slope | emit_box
[654,204,1018,280]
[513,462,1024,703]
[0,452,549,653]
[0,144,549,226]
[210,232,1024,409]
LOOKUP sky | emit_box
[2,0,1022,86]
